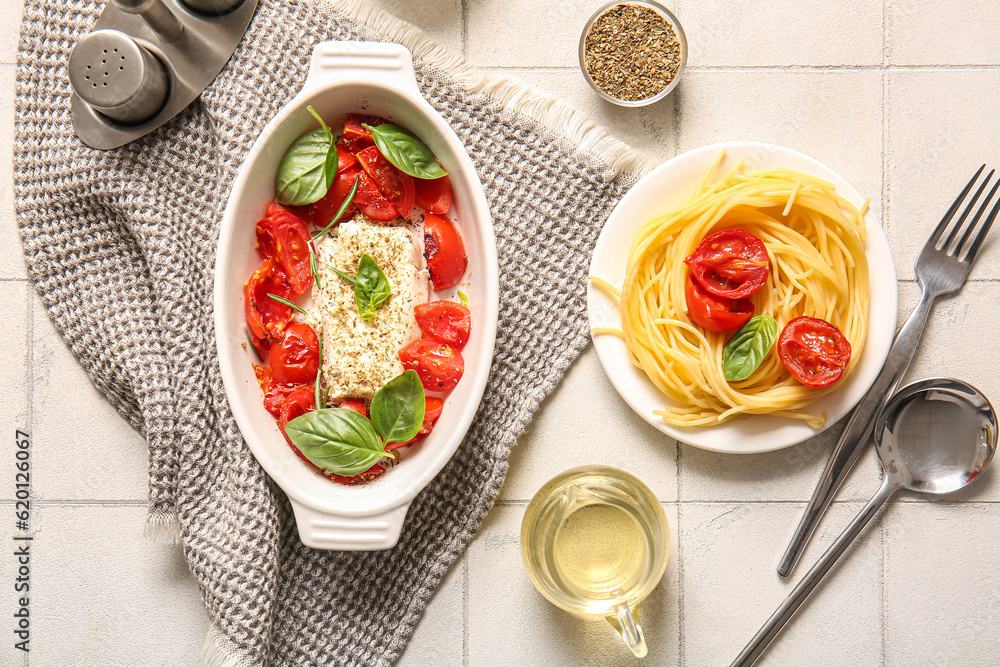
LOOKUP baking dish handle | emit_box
[302,40,419,94]
[288,498,411,550]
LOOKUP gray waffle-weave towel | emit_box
[14,0,652,664]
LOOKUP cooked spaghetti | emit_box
[593,153,869,428]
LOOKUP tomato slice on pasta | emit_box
[777,316,852,388]
[685,228,769,299]
[685,274,754,333]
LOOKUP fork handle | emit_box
[776,286,937,578]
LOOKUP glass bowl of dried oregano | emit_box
[579,0,687,107]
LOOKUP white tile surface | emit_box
[30,504,207,666]
[504,345,678,502]
[887,0,1000,65]
[372,0,463,52]
[677,69,884,214]
[680,502,883,666]
[886,68,1000,281]
[676,0,883,67]
[465,0,614,68]
[0,0,23,64]
[883,502,1000,666]
[31,294,149,501]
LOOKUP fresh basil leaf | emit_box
[285,408,391,476]
[723,314,778,382]
[369,124,448,180]
[274,128,333,206]
[371,370,426,444]
[355,254,391,320]
[324,141,338,191]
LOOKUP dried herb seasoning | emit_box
[584,3,682,102]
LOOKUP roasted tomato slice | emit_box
[387,396,444,450]
[354,171,399,221]
[339,113,386,153]
[399,339,465,392]
[263,384,298,417]
[245,258,295,343]
[256,211,313,295]
[266,200,314,226]
[685,274,754,333]
[423,214,467,291]
[356,145,415,218]
[415,301,471,349]
[305,167,362,229]
[685,228,770,299]
[278,386,316,456]
[339,398,368,417]
[414,174,452,215]
[777,316,852,388]
[270,323,320,386]
[327,464,387,486]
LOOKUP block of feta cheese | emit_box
[312,219,427,400]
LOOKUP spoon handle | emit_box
[731,478,896,667]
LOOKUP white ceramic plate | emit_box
[587,142,897,454]
[215,42,499,549]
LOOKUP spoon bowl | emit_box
[876,377,997,494]
[733,377,997,666]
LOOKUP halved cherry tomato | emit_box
[387,396,444,450]
[777,316,852,388]
[263,384,298,417]
[415,301,471,349]
[270,323,320,386]
[354,171,399,221]
[423,214,467,291]
[253,363,271,391]
[339,113,384,153]
[306,167,362,229]
[685,228,770,299]
[245,258,295,343]
[267,200,314,226]
[256,212,312,295]
[356,145,415,218]
[327,464,386,486]
[685,274,754,333]
[339,398,368,417]
[278,386,315,455]
[414,174,452,215]
[399,339,465,392]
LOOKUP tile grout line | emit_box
[478,64,1000,73]
[676,499,685,666]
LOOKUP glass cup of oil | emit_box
[520,466,669,658]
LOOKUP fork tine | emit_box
[942,168,994,252]
[961,177,1000,263]
[956,174,1000,254]
[932,164,986,249]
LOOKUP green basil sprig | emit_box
[367,124,448,180]
[330,254,392,320]
[723,314,778,382]
[274,106,338,206]
[284,370,426,476]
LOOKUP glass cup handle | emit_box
[609,601,647,658]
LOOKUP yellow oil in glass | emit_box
[552,503,645,601]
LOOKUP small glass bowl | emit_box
[579,0,688,107]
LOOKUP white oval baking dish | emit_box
[214,41,499,550]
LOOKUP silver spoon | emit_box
[732,377,997,667]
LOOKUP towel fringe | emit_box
[201,628,254,667]
[144,509,181,544]
[324,0,661,179]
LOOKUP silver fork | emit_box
[777,165,1000,578]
